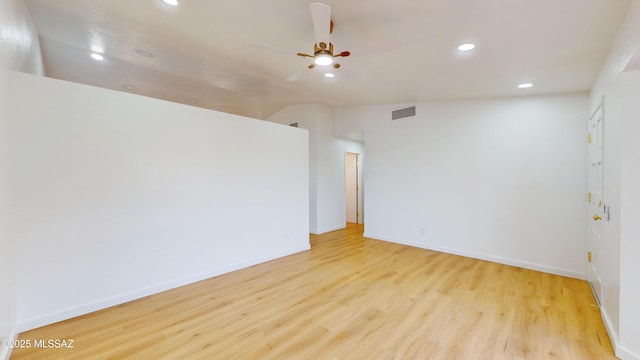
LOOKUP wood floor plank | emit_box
[11,224,616,359]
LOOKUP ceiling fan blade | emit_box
[310,2,331,46]
[337,65,360,80]
[245,42,298,56]
[287,61,318,82]
[286,69,303,82]
[349,40,403,57]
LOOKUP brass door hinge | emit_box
[588,193,592,203]
[588,133,592,143]
[588,252,592,262]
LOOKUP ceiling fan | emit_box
[245,2,353,81]
[294,2,351,75]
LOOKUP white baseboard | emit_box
[601,305,640,360]
[600,305,621,356]
[17,244,310,332]
[600,307,640,360]
[312,224,346,235]
[363,232,587,280]
[0,328,17,360]
[616,345,640,360]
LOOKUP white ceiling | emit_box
[24,0,631,119]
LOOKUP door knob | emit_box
[593,215,602,221]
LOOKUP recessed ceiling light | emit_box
[123,84,136,90]
[162,0,178,5]
[457,43,476,51]
[135,49,154,58]
[518,83,533,89]
[324,73,335,78]
[91,53,104,61]
[315,55,333,66]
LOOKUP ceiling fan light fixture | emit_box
[314,55,333,66]
[162,0,178,6]
[91,53,104,61]
[457,43,476,51]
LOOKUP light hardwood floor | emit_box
[12,224,615,359]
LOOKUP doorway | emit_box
[587,101,605,304]
[345,152,362,224]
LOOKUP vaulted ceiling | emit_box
[25,0,631,119]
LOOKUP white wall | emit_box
[0,0,43,358]
[0,0,44,75]
[269,104,364,234]
[0,71,15,360]
[589,2,640,359]
[268,104,320,232]
[0,70,13,360]
[9,72,309,331]
[314,106,365,233]
[336,94,589,279]
[619,71,640,360]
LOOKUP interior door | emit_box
[587,101,604,304]
[345,153,359,224]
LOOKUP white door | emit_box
[345,153,360,224]
[587,101,605,304]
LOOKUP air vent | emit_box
[289,123,299,127]
[392,106,416,120]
